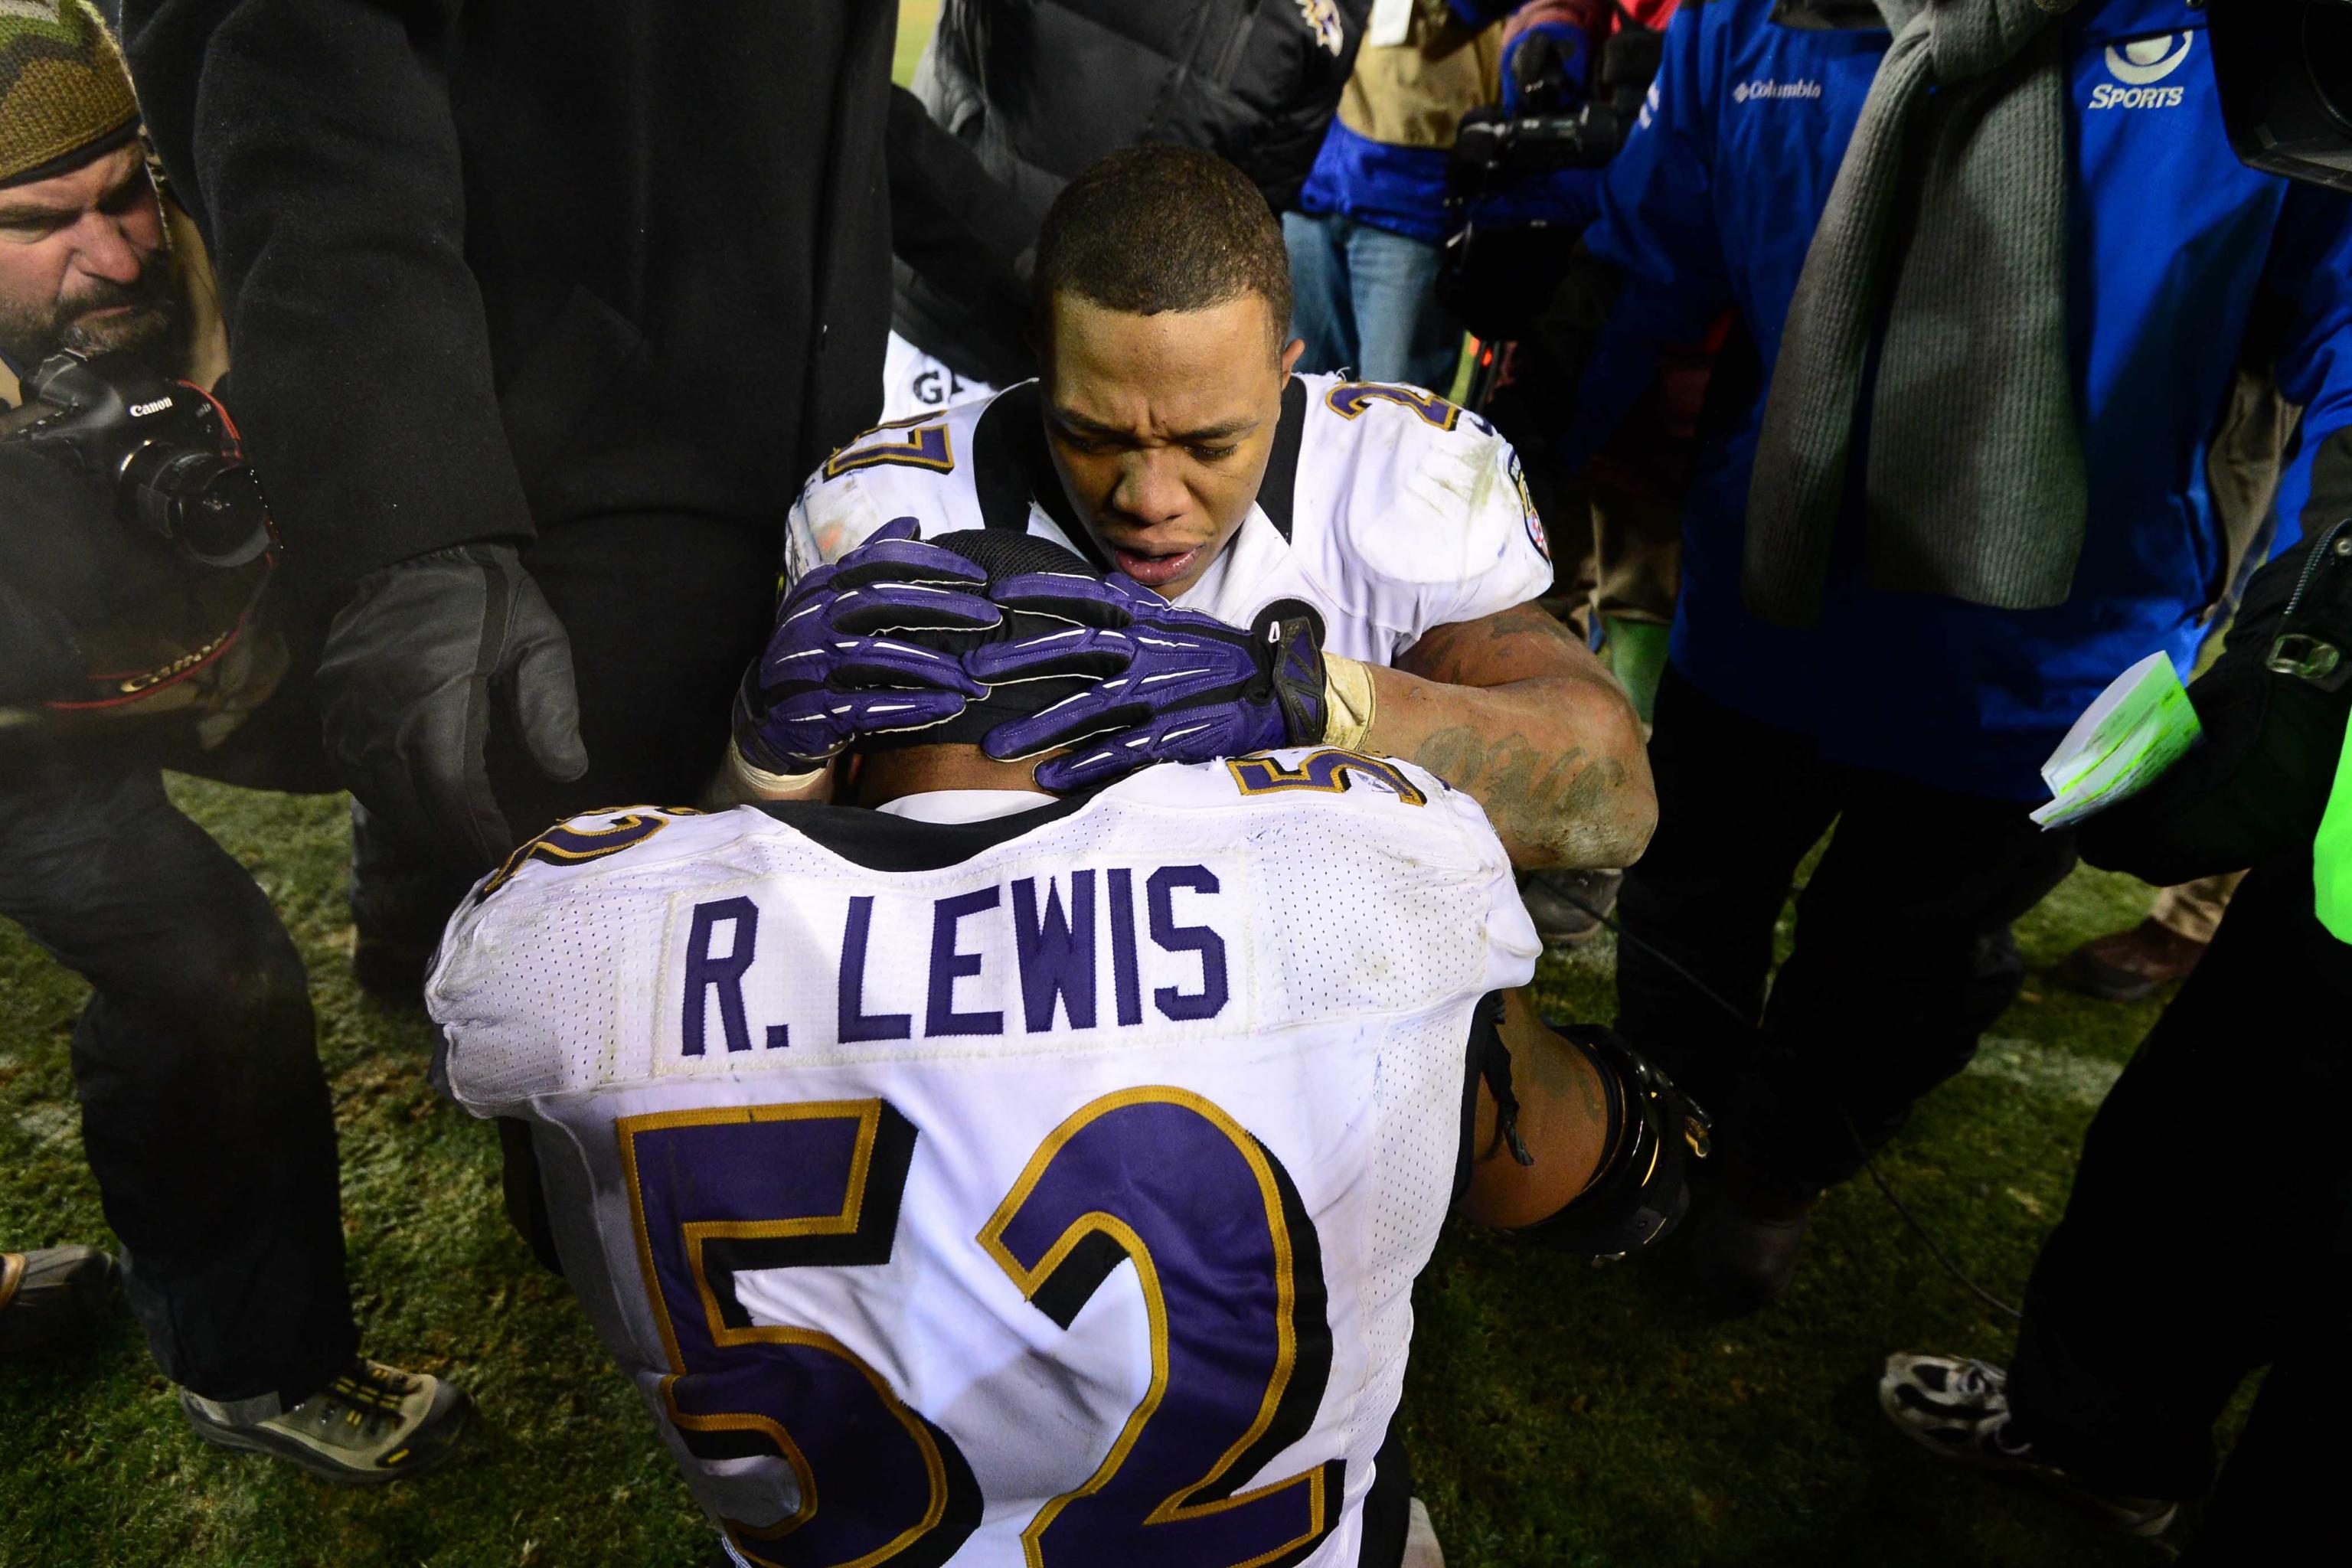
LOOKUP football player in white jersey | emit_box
[727,145,1653,877]
[433,531,1706,1568]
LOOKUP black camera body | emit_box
[1451,103,1632,184]
[1439,27,1667,354]
[0,350,273,570]
[2211,0,2352,192]
[1451,24,1666,188]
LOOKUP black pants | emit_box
[0,740,354,1410]
[354,512,779,946]
[1614,665,2079,1193]
[2007,852,2352,1557]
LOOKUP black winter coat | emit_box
[897,0,1370,384]
[119,0,897,596]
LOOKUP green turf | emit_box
[897,1,939,85]
[0,778,2211,1566]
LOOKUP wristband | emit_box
[727,742,827,801]
[1323,655,1378,751]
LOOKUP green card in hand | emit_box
[2032,650,2204,830]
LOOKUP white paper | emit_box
[1369,0,1415,48]
[2030,650,2203,830]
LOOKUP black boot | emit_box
[0,1246,117,1353]
[348,799,476,1001]
[1689,1165,1817,1314]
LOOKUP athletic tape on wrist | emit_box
[727,743,826,801]
[1323,655,1377,751]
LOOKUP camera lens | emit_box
[123,444,273,567]
[2309,4,2352,138]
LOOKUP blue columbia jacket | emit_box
[1568,0,2352,799]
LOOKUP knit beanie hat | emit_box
[0,2,139,189]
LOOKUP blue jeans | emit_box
[1282,210,1464,391]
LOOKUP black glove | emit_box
[0,444,107,705]
[1501,23,1590,117]
[0,578,87,707]
[2079,522,2352,884]
[317,544,586,866]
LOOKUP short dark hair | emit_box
[1033,145,1292,351]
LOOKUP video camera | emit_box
[1438,23,1664,355]
[2213,0,2352,191]
[0,349,273,570]
[1451,24,1664,185]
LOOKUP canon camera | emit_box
[0,349,273,570]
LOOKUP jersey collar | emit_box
[975,374,1312,566]
[875,789,1056,825]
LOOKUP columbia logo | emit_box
[1733,78,1821,104]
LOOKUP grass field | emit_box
[1,776,2214,1567]
[0,4,2230,1563]
[898,0,939,83]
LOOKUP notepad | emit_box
[2031,651,2204,829]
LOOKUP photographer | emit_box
[0,2,464,1480]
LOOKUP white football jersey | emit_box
[786,372,1556,666]
[880,328,997,424]
[430,750,1539,1568]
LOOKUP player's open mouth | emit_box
[1109,542,1200,588]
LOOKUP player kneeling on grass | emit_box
[730,143,1654,879]
[428,529,1707,1568]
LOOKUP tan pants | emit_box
[1553,472,1684,637]
[2203,365,2298,610]
[2132,370,2281,951]
[2151,871,2246,945]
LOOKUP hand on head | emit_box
[730,518,999,778]
[733,521,1334,795]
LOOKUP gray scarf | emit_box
[1743,0,2086,628]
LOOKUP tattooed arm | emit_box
[1459,991,1616,1229]
[1364,602,1655,870]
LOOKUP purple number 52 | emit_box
[620,1089,1339,1568]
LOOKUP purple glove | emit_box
[969,570,1330,791]
[733,518,1000,773]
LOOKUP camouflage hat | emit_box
[0,2,139,189]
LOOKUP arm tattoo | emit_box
[1414,725,1631,864]
[1486,605,1585,651]
[1403,603,1586,689]
[1573,1037,1607,1129]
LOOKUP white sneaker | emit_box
[1880,1352,2177,1537]
[1404,1496,1447,1568]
